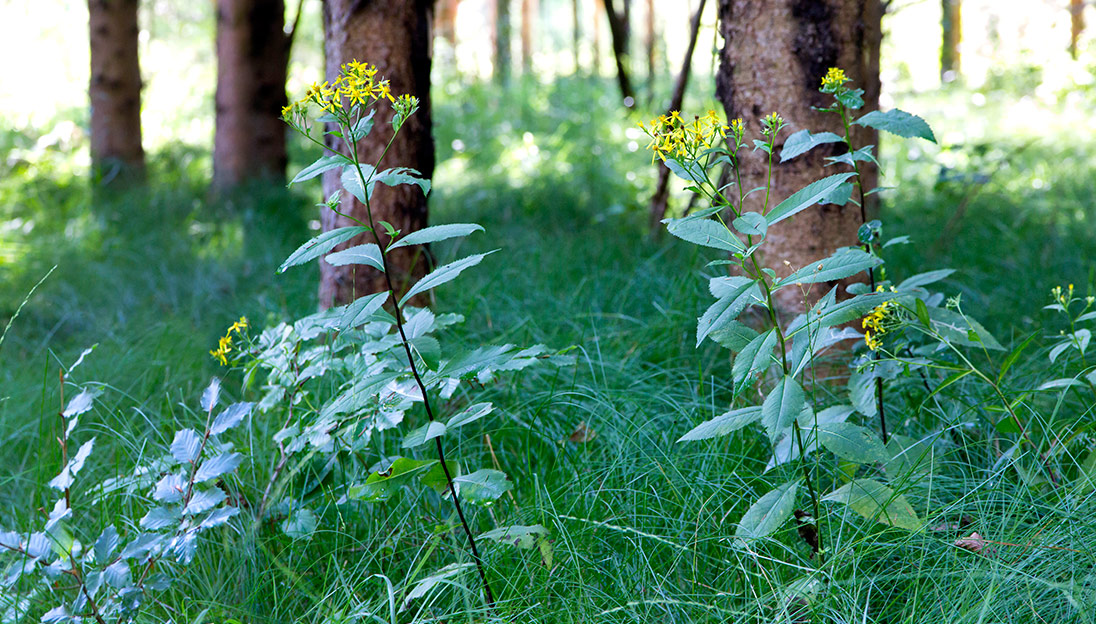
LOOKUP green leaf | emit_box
[697,281,763,347]
[340,165,378,204]
[928,307,1005,350]
[454,469,512,505]
[280,508,318,540]
[710,321,760,352]
[819,182,854,206]
[776,248,882,288]
[731,211,767,237]
[664,157,706,183]
[479,525,549,549]
[290,154,351,185]
[1076,448,1096,495]
[915,298,931,328]
[346,111,375,142]
[898,269,955,290]
[409,335,441,370]
[348,458,436,502]
[848,368,877,418]
[765,173,857,225]
[762,376,806,441]
[401,421,447,449]
[733,330,778,389]
[884,434,935,486]
[786,292,891,339]
[816,422,888,463]
[678,406,763,442]
[822,478,920,531]
[399,252,496,306]
[337,291,389,329]
[279,227,370,273]
[374,167,431,196]
[447,402,494,429]
[664,217,745,253]
[735,480,799,540]
[419,460,461,495]
[853,109,936,143]
[323,243,384,272]
[780,129,844,162]
[389,223,483,250]
[998,332,1038,382]
[825,145,879,167]
[404,562,472,605]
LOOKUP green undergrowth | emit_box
[1,76,1094,622]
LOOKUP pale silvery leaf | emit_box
[198,506,238,530]
[140,506,180,531]
[184,488,226,516]
[170,429,202,464]
[0,531,19,550]
[209,402,253,435]
[153,474,187,503]
[170,531,199,564]
[94,526,119,563]
[26,533,51,559]
[120,533,164,559]
[200,378,221,413]
[280,508,318,540]
[41,606,74,623]
[105,560,131,588]
[44,499,71,532]
[62,388,100,419]
[193,453,243,483]
[48,438,96,490]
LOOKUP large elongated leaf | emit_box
[348,458,436,502]
[324,244,384,271]
[341,164,378,204]
[453,469,512,504]
[697,281,762,347]
[290,154,351,185]
[399,252,495,306]
[735,480,799,540]
[401,421,447,449]
[279,227,370,273]
[823,478,920,531]
[678,406,763,442]
[765,173,857,225]
[853,109,936,143]
[210,402,253,435]
[816,422,888,463]
[480,524,549,549]
[776,248,882,288]
[928,307,1004,350]
[170,429,202,464]
[898,269,955,291]
[374,167,431,196]
[780,129,844,162]
[193,452,243,483]
[762,376,805,441]
[63,388,100,419]
[664,217,745,253]
[337,291,389,329]
[389,223,483,250]
[447,402,494,429]
[732,330,778,388]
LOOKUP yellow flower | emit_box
[821,67,849,91]
[210,316,249,366]
[862,300,894,351]
[638,109,730,162]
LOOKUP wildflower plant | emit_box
[266,60,565,609]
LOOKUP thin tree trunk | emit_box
[715,0,882,314]
[88,0,145,183]
[1070,0,1084,60]
[593,0,602,75]
[573,0,582,73]
[213,0,293,189]
[645,0,656,86]
[495,0,512,84]
[602,0,635,105]
[521,0,536,74]
[941,0,961,81]
[649,0,707,230]
[319,0,434,308]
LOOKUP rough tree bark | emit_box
[495,0,512,84]
[1070,0,1084,60]
[715,0,882,313]
[213,0,295,189]
[319,0,434,308]
[603,0,636,105]
[941,0,961,80]
[88,0,145,182]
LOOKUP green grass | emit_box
[1,76,1095,623]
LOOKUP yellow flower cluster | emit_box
[210,317,248,366]
[1051,283,1074,306]
[638,110,730,162]
[760,111,785,137]
[821,67,850,91]
[862,300,893,351]
[282,60,395,118]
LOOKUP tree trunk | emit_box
[649,0,707,230]
[715,0,882,313]
[495,0,512,85]
[593,0,603,75]
[521,0,537,74]
[213,0,292,190]
[573,0,582,72]
[645,0,656,86]
[319,0,435,308]
[603,0,635,105]
[941,0,960,81]
[88,0,145,183]
[1070,0,1084,60]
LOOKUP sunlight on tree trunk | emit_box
[1070,0,1084,60]
[212,0,292,190]
[521,0,537,75]
[495,0,512,85]
[573,0,582,73]
[716,0,882,314]
[941,0,961,81]
[319,0,434,308]
[88,0,145,184]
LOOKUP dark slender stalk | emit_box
[346,130,497,608]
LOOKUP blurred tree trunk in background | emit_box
[593,0,602,74]
[212,0,295,190]
[521,0,537,74]
[88,0,145,184]
[495,0,512,85]
[603,0,636,105]
[1070,0,1084,60]
[645,0,656,89]
[573,0,582,72]
[319,0,434,308]
[715,0,881,313]
[941,0,961,81]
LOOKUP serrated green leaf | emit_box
[898,269,955,290]
[324,244,384,271]
[399,252,495,306]
[776,247,882,288]
[762,376,806,441]
[780,129,844,162]
[454,469,512,505]
[697,281,762,347]
[348,458,437,502]
[710,321,760,352]
[374,167,431,196]
[389,223,483,250]
[401,421,447,449]
[664,217,745,253]
[735,480,799,540]
[731,211,767,237]
[337,291,389,330]
[678,406,763,442]
[480,525,548,549]
[340,165,378,204]
[765,173,857,225]
[816,422,888,463]
[853,109,936,143]
[447,402,494,429]
[732,330,778,389]
[928,307,1004,350]
[823,478,920,531]
[290,154,351,185]
[664,157,706,183]
[279,227,370,273]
